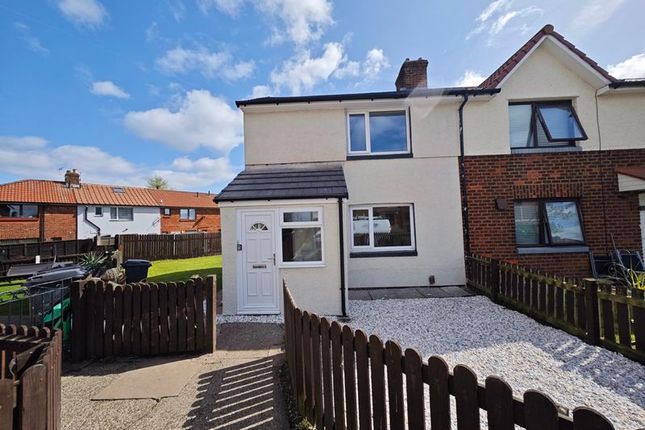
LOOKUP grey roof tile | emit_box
[215,164,348,202]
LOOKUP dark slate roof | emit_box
[215,165,348,202]
[235,87,500,107]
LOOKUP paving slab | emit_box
[92,358,202,401]
[348,289,372,300]
[62,323,288,430]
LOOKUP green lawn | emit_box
[0,279,26,295]
[147,255,222,290]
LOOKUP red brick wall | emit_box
[42,205,77,241]
[160,208,220,233]
[0,205,77,242]
[463,149,645,277]
[0,218,40,241]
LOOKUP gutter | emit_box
[458,95,471,255]
[83,206,101,236]
[338,197,347,317]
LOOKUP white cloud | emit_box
[455,70,486,87]
[468,0,542,45]
[0,135,236,191]
[124,90,243,153]
[571,0,628,34]
[0,136,48,149]
[56,0,108,29]
[13,22,49,56]
[271,42,345,95]
[90,81,130,99]
[251,85,272,98]
[363,48,389,80]
[203,0,333,45]
[608,53,645,79]
[265,44,389,95]
[156,46,254,80]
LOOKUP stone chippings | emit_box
[339,297,645,429]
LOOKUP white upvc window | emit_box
[350,204,416,252]
[279,208,324,267]
[347,109,411,156]
[110,207,133,221]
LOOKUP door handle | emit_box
[272,253,276,265]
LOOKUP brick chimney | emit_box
[395,58,428,91]
[64,169,81,188]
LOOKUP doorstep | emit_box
[348,286,476,300]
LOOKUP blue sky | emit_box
[1,0,644,192]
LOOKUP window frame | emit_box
[163,208,171,217]
[109,206,134,221]
[514,199,586,248]
[94,207,103,217]
[180,208,196,221]
[0,204,39,219]
[346,108,411,156]
[350,204,416,253]
[278,207,325,267]
[509,100,588,149]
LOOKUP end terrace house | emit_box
[0,169,220,244]
[217,24,645,316]
[216,62,496,316]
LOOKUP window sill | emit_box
[350,250,418,258]
[180,219,196,222]
[511,146,582,154]
[517,246,589,255]
[279,263,326,269]
[109,219,133,222]
[346,153,413,161]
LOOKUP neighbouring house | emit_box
[0,170,220,244]
[216,24,645,316]
[461,25,645,277]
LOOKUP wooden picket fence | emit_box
[118,233,221,261]
[70,276,216,361]
[0,325,62,429]
[465,254,645,364]
[283,284,621,430]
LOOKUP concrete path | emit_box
[62,323,288,430]
[349,285,475,300]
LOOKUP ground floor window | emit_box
[110,207,134,221]
[280,208,323,265]
[514,200,584,246]
[180,208,196,220]
[0,204,38,218]
[350,204,415,252]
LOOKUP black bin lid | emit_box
[122,259,152,267]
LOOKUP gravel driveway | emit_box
[343,296,645,430]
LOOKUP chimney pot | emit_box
[395,58,429,91]
[64,169,81,188]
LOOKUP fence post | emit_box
[71,281,84,362]
[206,275,216,352]
[583,279,600,346]
[490,259,500,303]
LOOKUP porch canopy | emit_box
[215,164,348,202]
[616,166,645,192]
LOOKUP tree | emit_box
[147,175,169,190]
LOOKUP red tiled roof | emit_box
[479,24,616,89]
[0,180,218,208]
[616,166,645,181]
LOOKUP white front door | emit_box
[238,211,279,314]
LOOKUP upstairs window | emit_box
[509,101,587,149]
[514,200,584,246]
[94,207,103,217]
[0,204,38,218]
[180,208,196,220]
[348,110,410,155]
